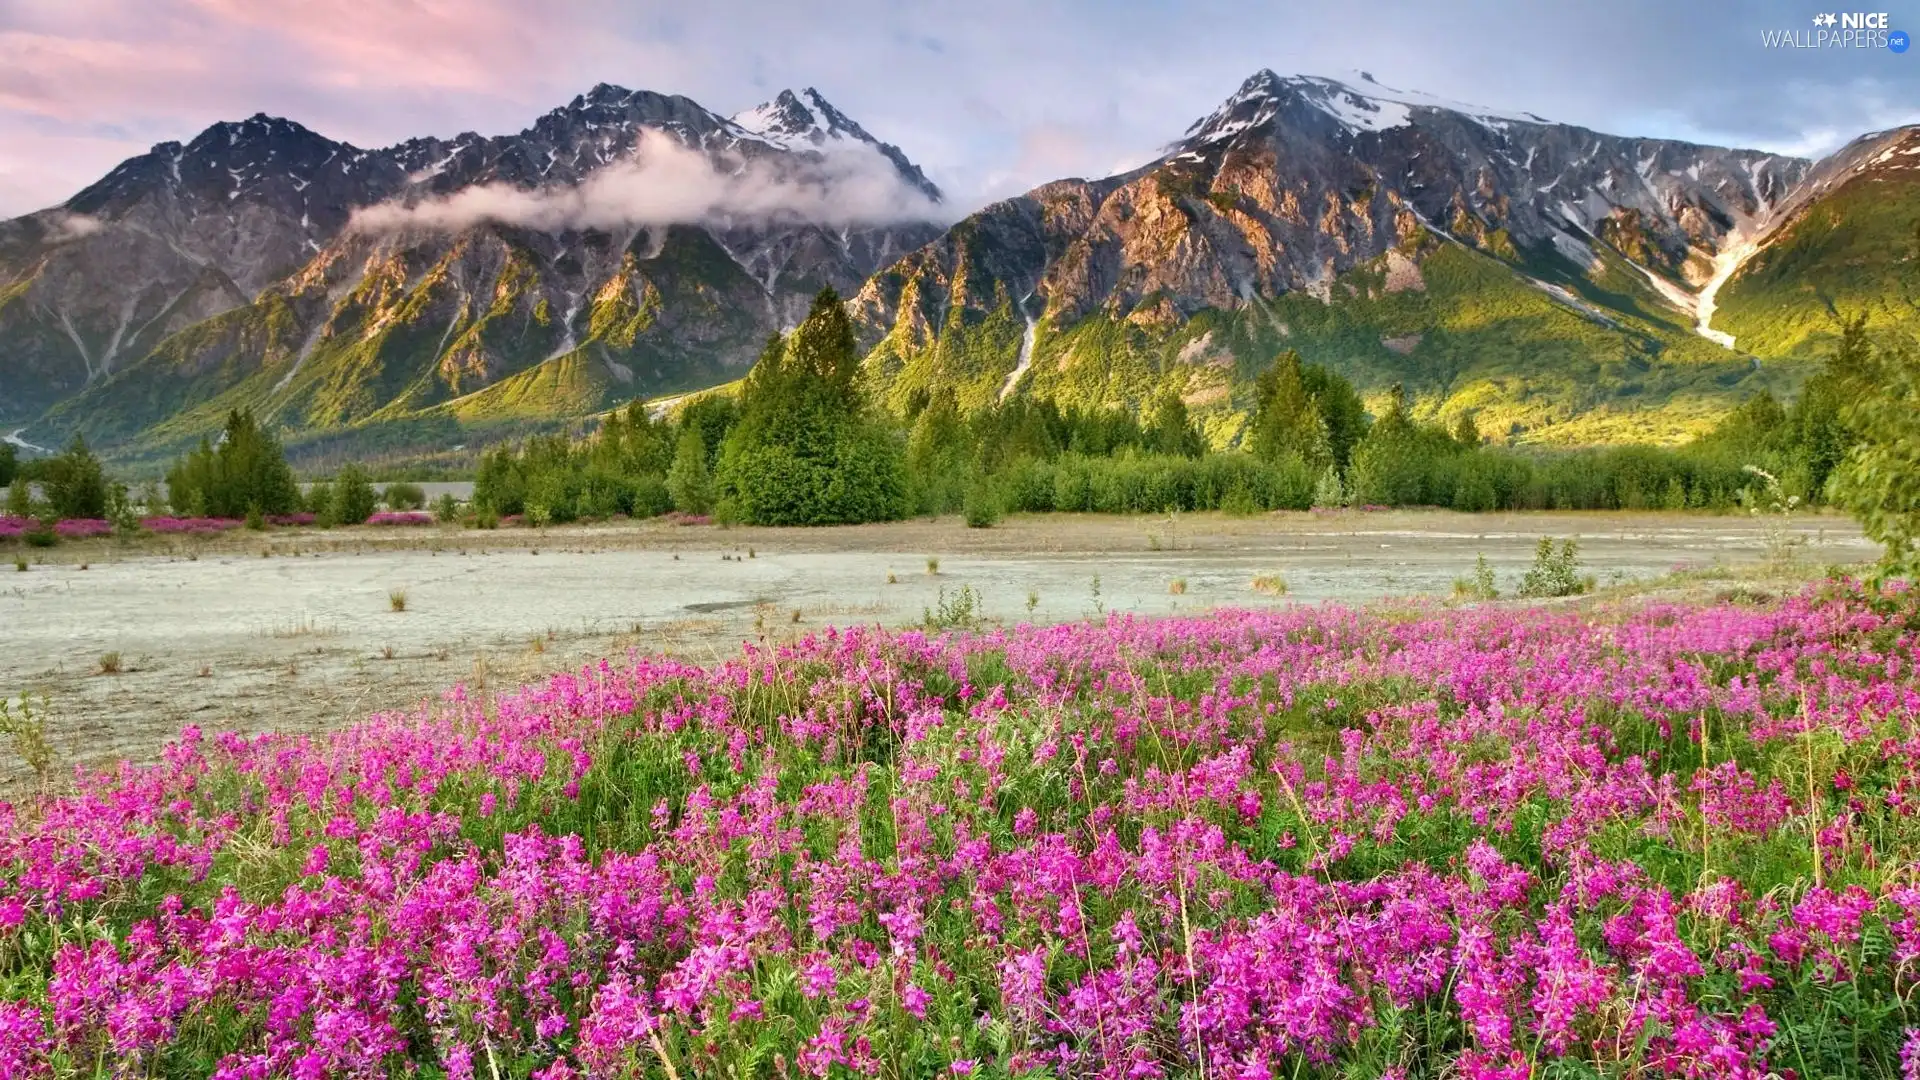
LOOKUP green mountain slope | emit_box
[34,225,769,462]
[1716,127,1920,360]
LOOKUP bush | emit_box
[1517,538,1589,598]
[329,464,379,525]
[666,427,714,515]
[963,474,1003,528]
[431,494,460,524]
[629,475,673,519]
[43,436,108,520]
[382,482,427,510]
[303,480,332,519]
[1453,553,1500,601]
[166,409,300,518]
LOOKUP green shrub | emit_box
[43,436,108,520]
[1517,538,1589,598]
[329,464,379,525]
[166,409,299,518]
[963,475,1003,528]
[431,494,460,523]
[666,427,714,514]
[922,584,983,631]
[382,482,427,510]
[1453,553,1500,601]
[304,480,333,522]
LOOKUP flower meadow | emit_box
[4,583,1920,1079]
[365,511,433,527]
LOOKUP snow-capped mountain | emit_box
[7,68,1916,456]
[851,68,1906,444]
[731,88,942,202]
[2,85,945,449]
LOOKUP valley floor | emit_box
[0,509,1875,784]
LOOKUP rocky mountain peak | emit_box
[733,88,942,203]
[1179,69,1555,152]
[731,88,869,147]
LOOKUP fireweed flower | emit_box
[1,583,1918,1076]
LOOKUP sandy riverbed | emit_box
[0,510,1874,780]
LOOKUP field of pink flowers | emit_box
[2,582,1919,1078]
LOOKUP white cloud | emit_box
[349,131,945,235]
[43,210,101,240]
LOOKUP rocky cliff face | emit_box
[3,85,943,451]
[854,71,1821,444]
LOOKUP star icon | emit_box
[1824,13,1839,25]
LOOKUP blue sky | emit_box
[2,0,1917,217]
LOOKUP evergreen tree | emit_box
[1249,351,1332,471]
[716,289,907,525]
[678,396,741,465]
[330,463,379,525]
[905,389,969,515]
[1452,411,1482,449]
[1299,363,1369,469]
[666,427,714,514]
[1145,392,1205,458]
[1829,323,1920,574]
[1347,385,1461,507]
[165,410,299,518]
[0,442,14,491]
[44,435,108,519]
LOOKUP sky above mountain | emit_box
[3,0,1917,219]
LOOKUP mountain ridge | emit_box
[4,69,1913,461]
[2,83,946,454]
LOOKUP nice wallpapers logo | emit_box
[1762,11,1910,49]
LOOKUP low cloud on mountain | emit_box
[349,131,945,234]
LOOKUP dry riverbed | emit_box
[0,509,1874,782]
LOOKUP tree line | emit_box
[7,288,1915,574]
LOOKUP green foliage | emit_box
[1348,386,1467,506]
[962,474,1003,528]
[5,471,31,518]
[165,409,300,518]
[42,435,108,519]
[303,480,332,521]
[0,441,14,490]
[676,395,740,465]
[1452,410,1482,448]
[1145,391,1205,458]
[1248,350,1367,473]
[1001,451,1314,514]
[716,290,909,526]
[1517,538,1589,598]
[474,404,681,522]
[666,427,714,514]
[381,481,426,510]
[329,463,379,525]
[1311,465,1346,509]
[905,390,970,515]
[431,493,460,524]
[1249,351,1334,471]
[1828,318,1920,575]
[107,482,141,536]
[921,584,983,630]
[1453,554,1500,601]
